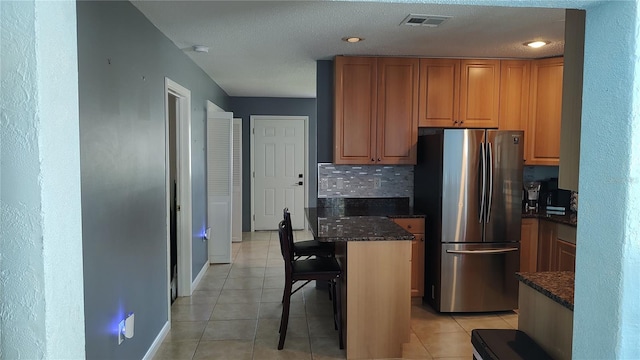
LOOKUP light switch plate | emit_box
[374,177,382,189]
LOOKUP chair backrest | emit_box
[277,219,294,275]
[282,208,295,260]
[283,208,295,249]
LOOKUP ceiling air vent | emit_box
[400,14,451,28]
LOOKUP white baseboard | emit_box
[192,260,209,292]
[142,321,170,360]
[209,255,231,264]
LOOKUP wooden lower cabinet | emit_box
[520,218,539,272]
[392,218,425,297]
[533,219,577,272]
[411,235,425,297]
[537,219,557,272]
[555,240,576,271]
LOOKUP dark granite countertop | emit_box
[305,208,415,242]
[522,209,577,227]
[516,271,575,311]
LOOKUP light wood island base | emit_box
[518,281,573,360]
[336,240,412,359]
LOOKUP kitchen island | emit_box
[305,207,415,360]
[516,271,574,360]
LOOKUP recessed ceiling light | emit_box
[525,41,549,48]
[342,37,364,43]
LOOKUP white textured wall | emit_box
[0,1,85,359]
[573,1,640,358]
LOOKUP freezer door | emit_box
[441,129,485,243]
[484,130,524,243]
[438,243,519,312]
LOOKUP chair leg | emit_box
[278,280,293,350]
[331,280,338,330]
[335,276,344,350]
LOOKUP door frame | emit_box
[250,115,309,231]
[164,78,193,306]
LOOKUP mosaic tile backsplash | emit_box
[317,163,414,203]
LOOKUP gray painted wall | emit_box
[229,97,317,231]
[317,60,334,163]
[77,2,229,358]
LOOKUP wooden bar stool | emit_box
[277,216,343,350]
[283,207,334,259]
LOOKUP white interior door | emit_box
[232,118,243,243]
[207,106,233,263]
[252,116,307,230]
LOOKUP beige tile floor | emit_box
[153,230,518,360]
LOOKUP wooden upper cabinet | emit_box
[377,57,419,164]
[459,59,500,128]
[499,60,531,132]
[334,56,377,164]
[419,59,500,128]
[528,57,564,165]
[418,59,460,127]
[334,56,418,165]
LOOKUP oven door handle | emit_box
[446,248,518,255]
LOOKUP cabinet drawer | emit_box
[392,218,425,234]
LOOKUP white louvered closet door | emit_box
[207,110,233,264]
[232,119,243,243]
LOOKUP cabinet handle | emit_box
[407,225,412,229]
[377,158,381,161]
[371,158,375,162]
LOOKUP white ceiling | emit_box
[132,1,567,98]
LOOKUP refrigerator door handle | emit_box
[486,142,494,223]
[446,248,519,255]
[479,143,486,223]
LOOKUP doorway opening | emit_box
[168,93,178,304]
[165,78,193,316]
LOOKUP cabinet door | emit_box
[377,58,419,164]
[392,218,425,297]
[499,60,531,134]
[418,59,460,127]
[528,57,564,165]
[555,240,576,272]
[411,234,425,297]
[520,218,539,272]
[334,56,377,164]
[459,59,501,128]
[537,220,556,271]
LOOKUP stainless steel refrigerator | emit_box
[415,129,523,312]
